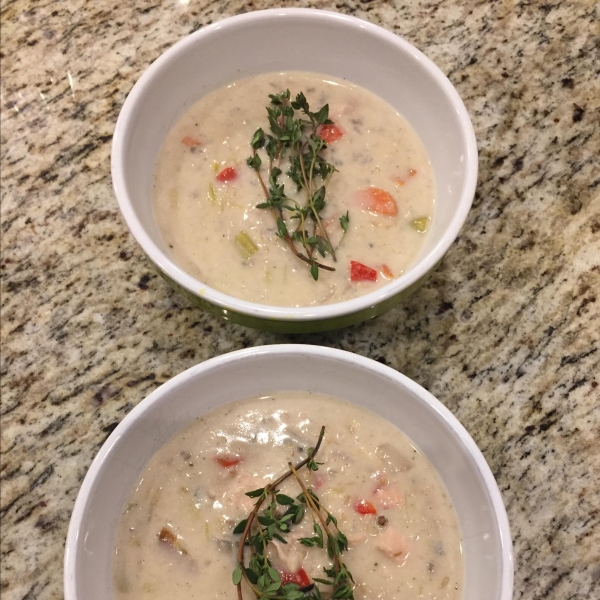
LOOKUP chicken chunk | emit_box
[374,486,404,509]
[375,527,410,564]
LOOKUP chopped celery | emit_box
[411,217,429,233]
[211,161,220,173]
[207,183,218,205]
[236,231,258,259]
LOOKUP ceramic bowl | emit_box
[112,8,477,332]
[65,345,512,600]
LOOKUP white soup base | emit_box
[153,72,435,306]
[113,392,463,600]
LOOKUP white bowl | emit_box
[111,8,478,333]
[65,345,512,600]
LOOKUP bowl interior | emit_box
[66,346,512,600]
[115,9,475,309]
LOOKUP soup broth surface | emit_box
[113,392,463,600]
[153,72,435,307]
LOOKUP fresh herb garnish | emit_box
[247,91,350,281]
[232,427,354,599]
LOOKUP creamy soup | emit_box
[153,72,435,307]
[113,392,463,600]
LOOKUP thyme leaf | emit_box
[232,427,354,600]
[247,90,351,280]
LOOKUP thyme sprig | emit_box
[232,427,354,600]
[247,90,350,281]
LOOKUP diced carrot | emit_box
[380,264,394,279]
[357,188,398,216]
[181,135,201,147]
[376,527,410,562]
[350,261,378,282]
[395,169,417,186]
[215,455,241,468]
[216,166,237,182]
[317,123,344,143]
[354,499,377,515]
[279,568,311,587]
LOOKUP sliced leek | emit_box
[410,217,429,233]
[235,231,258,259]
[207,183,218,205]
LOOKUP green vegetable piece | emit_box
[339,211,350,233]
[411,217,429,233]
[267,567,281,584]
[245,487,266,498]
[276,493,295,505]
[251,127,265,149]
[311,263,319,281]
[233,518,248,534]
[232,426,355,600]
[276,217,288,239]
[236,231,259,259]
[247,88,350,281]
[245,568,258,584]
[207,183,218,205]
[247,154,262,170]
[232,565,243,585]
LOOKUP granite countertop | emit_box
[1,0,598,598]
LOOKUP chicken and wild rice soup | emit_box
[113,392,463,600]
[153,72,435,307]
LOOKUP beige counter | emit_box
[1,1,598,598]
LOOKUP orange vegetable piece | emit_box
[181,135,201,147]
[354,499,377,515]
[380,264,394,279]
[357,188,398,216]
[216,166,237,182]
[395,169,417,186]
[317,123,344,143]
[215,455,241,468]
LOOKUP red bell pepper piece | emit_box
[216,166,237,182]
[354,499,377,515]
[279,568,311,587]
[215,456,241,468]
[350,261,378,282]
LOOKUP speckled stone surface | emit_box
[1,0,599,598]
